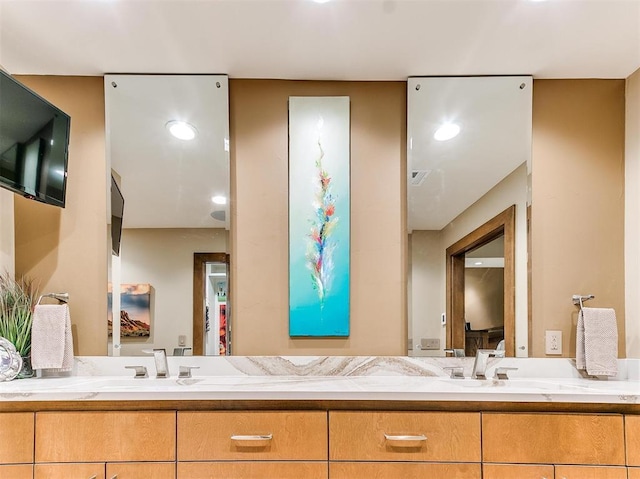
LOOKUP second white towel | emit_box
[31,304,74,372]
[576,307,618,377]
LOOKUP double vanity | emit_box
[1,356,640,479]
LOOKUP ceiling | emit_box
[0,0,639,80]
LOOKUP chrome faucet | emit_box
[472,349,497,379]
[143,348,170,378]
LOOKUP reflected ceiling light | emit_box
[312,0,331,3]
[212,195,227,205]
[166,120,197,140]
[474,261,483,266]
[434,123,460,141]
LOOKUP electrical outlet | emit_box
[545,330,562,355]
[421,338,440,350]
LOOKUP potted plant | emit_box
[0,273,38,378]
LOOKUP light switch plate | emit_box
[421,338,440,350]
[545,330,562,355]
[178,335,186,346]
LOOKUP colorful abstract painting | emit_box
[289,96,350,337]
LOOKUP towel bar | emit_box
[36,292,69,305]
[572,294,594,312]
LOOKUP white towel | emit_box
[31,304,74,372]
[576,307,618,377]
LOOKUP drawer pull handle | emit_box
[384,433,427,447]
[231,433,273,447]
[110,475,118,479]
[89,476,97,479]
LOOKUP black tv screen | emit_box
[0,70,71,207]
[111,174,124,256]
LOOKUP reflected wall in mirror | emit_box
[105,74,230,357]
[407,76,532,358]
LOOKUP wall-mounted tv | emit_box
[111,174,124,256]
[0,69,71,208]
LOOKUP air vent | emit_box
[411,170,431,186]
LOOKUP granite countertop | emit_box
[1,356,639,404]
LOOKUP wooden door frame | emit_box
[193,252,230,355]
[446,205,516,356]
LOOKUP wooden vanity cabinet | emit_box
[0,464,33,479]
[482,413,625,466]
[626,415,640,466]
[629,468,640,479]
[34,462,105,479]
[0,412,34,465]
[328,411,482,478]
[177,411,327,479]
[106,462,176,479]
[483,463,555,479]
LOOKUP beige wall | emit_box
[531,80,626,358]
[117,228,228,356]
[465,268,505,331]
[626,68,640,358]
[8,76,627,358]
[0,189,15,276]
[231,80,407,355]
[13,76,107,356]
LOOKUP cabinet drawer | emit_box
[177,411,327,461]
[0,412,34,464]
[554,466,627,479]
[329,462,481,479]
[482,413,624,465]
[106,462,175,479]
[35,463,105,479]
[483,464,554,479]
[629,468,640,479]
[329,411,481,462]
[0,464,33,479]
[35,411,176,463]
[177,461,327,479]
[627,415,640,465]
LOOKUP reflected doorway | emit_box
[193,253,230,355]
[446,205,515,356]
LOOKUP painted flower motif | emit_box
[306,139,338,307]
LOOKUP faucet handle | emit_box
[443,366,465,379]
[178,366,200,378]
[494,367,518,380]
[444,348,465,358]
[124,365,148,378]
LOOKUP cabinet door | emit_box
[0,464,33,479]
[105,462,175,479]
[627,415,640,466]
[554,466,627,479]
[35,411,176,463]
[35,463,105,479]
[482,413,625,465]
[329,411,481,462]
[629,467,640,479]
[0,412,34,464]
[178,411,327,461]
[329,462,481,479]
[177,462,327,479]
[483,464,554,479]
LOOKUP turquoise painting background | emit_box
[289,97,350,337]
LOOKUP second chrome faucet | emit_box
[143,348,170,378]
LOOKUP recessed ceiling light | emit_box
[312,0,331,3]
[212,195,227,205]
[166,120,197,141]
[434,123,461,141]
[474,261,483,266]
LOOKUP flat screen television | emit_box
[0,69,71,207]
[111,174,124,256]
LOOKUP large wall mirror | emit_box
[105,74,230,357]
[407,76,532,358]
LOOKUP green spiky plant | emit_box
[0,273,38,358]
